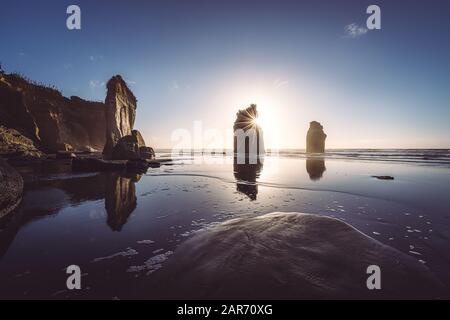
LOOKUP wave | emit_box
[155,149,450,165]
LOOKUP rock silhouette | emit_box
[306,121,326,153]
[0,72,106,153]
[306,158,326,181]
[233,104,264,164]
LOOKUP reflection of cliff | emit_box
[105,173,141,231]
[306,158,326,181]
[233,157,263,201]
[0,171,141,259]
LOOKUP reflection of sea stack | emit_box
[306,158,326,181]
[105,173,140,231]
[233,104,264,163]
[306,121,326,153]
[233,158,263,201]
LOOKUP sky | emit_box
[1,0,450,149]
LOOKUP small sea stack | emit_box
[306,121,327,153]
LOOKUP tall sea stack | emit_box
[103,75,137,158]
[102,75,154,160]
[233,104,264,164]
[306,121,326,153]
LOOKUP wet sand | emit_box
[0,153,450,299]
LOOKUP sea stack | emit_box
[102,75,154,160]
[233,104,264,164]
[306,121,326,153]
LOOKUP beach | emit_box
[0,149,449,299]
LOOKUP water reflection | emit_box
[233,157,264,200]
[306,158,326,181]
[105,173,141,231]
[0,171,141,258]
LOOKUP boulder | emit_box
[111,130,155,160]
[146,212,447,299]
[306,121,327,153]
[103,76,137,159]
[0,126,43,161]
[111,135,141,160]
[139,146,155,160]
[0,158,24,219]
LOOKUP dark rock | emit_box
[233,104,264,163]
[72,158,126,172]
[0,126,43,160]
[56,151,77,159]
[372,175,394,180]
[111,135,141,160]
[146,212,447,299]
[126,159,150,173]
[111,130,155,160]
[0,158,24,219]
[306,121,327,153]
[103,76,137,159]
[139,146,155,160]
[148,160,161,168]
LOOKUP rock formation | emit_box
[0,72,106,153]
[0,126,43,160]
[0,70,155,160]
[0,159,24,219]
[145,212,447,299]
[233,104,264,164]
[103,76,155,160]
[306,121,326,153]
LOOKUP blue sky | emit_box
[1,0,450,148]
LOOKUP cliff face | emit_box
[0,73,106,153]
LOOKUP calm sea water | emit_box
[0,149,449,299]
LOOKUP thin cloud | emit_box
[170,81,179,91]
[89,55,103,62]
[273,78,289,88]
[344,23,368,38]
[89,80,105,89]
